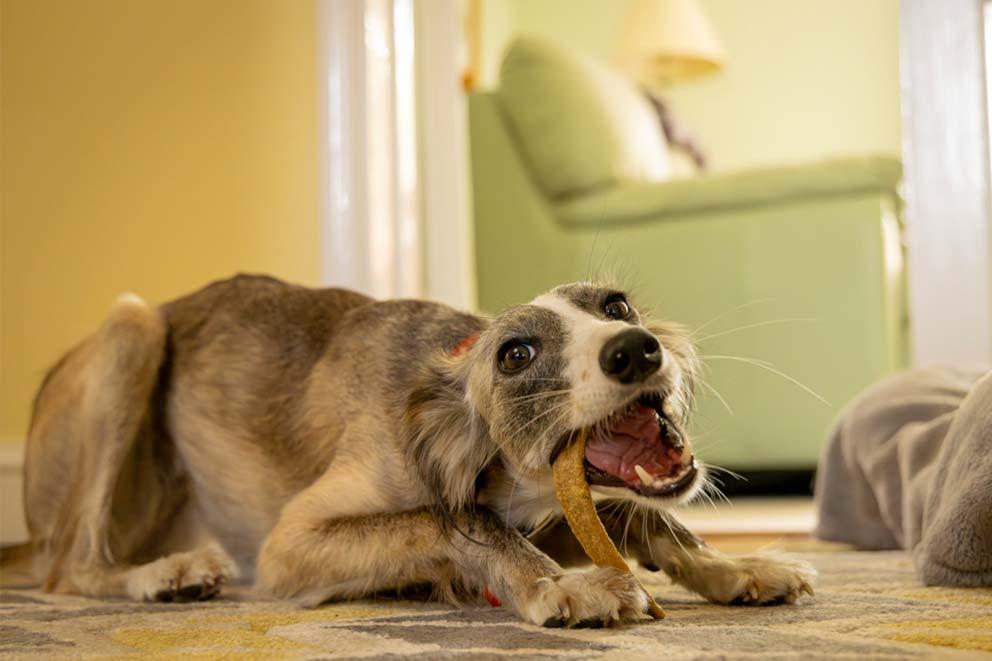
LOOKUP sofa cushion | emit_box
[555,155,903,226]
[498,37,669,199]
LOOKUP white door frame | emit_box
[413,0,477,310]
[316,0,475,309]
[900,0,992,367]
[317,0,372,295]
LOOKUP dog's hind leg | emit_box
[25,294,236,600]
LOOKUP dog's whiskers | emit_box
[601,500,625,521]
[504,389,571,405]
[691,438,727,456]
[705,354,772,367]
[706,473,726,487]
[693,317,814,344]
[690,298,776,338]
[706,480,732,506]
[694,483,718,510]
[620,501,636,557]
[695,376,733,416]
[704,463,747,481]
[661,513,690,556]
[503,476,519,530]
[701,354,831,406]
[694,466,733,507]
[506,401,572,439]
[641,506,655,565]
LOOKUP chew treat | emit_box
[552,428,666,620]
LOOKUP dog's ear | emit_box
[405,354,496,512]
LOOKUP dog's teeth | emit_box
[648,472,669,488]
[634,465,653,485]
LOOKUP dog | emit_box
[2,275,814,626]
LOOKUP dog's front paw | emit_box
[126,542,239,602]
[695,553,816,606]
[517,567,649,628]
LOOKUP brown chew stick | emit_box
[552,428,666,620]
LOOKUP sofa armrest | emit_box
[554,155,902,227]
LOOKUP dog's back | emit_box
[161,274,376,483]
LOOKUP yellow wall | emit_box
[1,0,320,442]
[480,0,902,173]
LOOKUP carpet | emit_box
[2,551,991,660]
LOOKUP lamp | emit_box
[616,0,724,86]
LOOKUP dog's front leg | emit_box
[534,506,816,606]
[256,503,649,626]
[629,510,817,606]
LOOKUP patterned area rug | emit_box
[2,551,990,660]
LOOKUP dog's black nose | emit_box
[599,329,662,384]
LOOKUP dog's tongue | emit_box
[585,405,681,484]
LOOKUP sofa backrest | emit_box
[496,37,670,200]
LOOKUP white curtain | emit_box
[318,0,474,308]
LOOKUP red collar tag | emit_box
[450,334,479,357]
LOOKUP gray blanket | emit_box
[814,366,992,586]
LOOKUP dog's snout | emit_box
[599,329,662,384]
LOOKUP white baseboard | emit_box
[0,444,28,545]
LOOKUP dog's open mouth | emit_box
[582,393,697,497]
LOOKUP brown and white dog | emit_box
[2,275,814,627]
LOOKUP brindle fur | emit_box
[4,274,815,625]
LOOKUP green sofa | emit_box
[468,42,907,470]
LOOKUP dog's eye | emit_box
[498,341,536,373]
[604,295,630,320]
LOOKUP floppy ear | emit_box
[404,354,497,512]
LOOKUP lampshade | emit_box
[616,0,724,85]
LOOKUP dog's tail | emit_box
[0,541,38,588]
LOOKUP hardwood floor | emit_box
[677,496,850,552]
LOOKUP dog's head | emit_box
[406,282,702,519]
